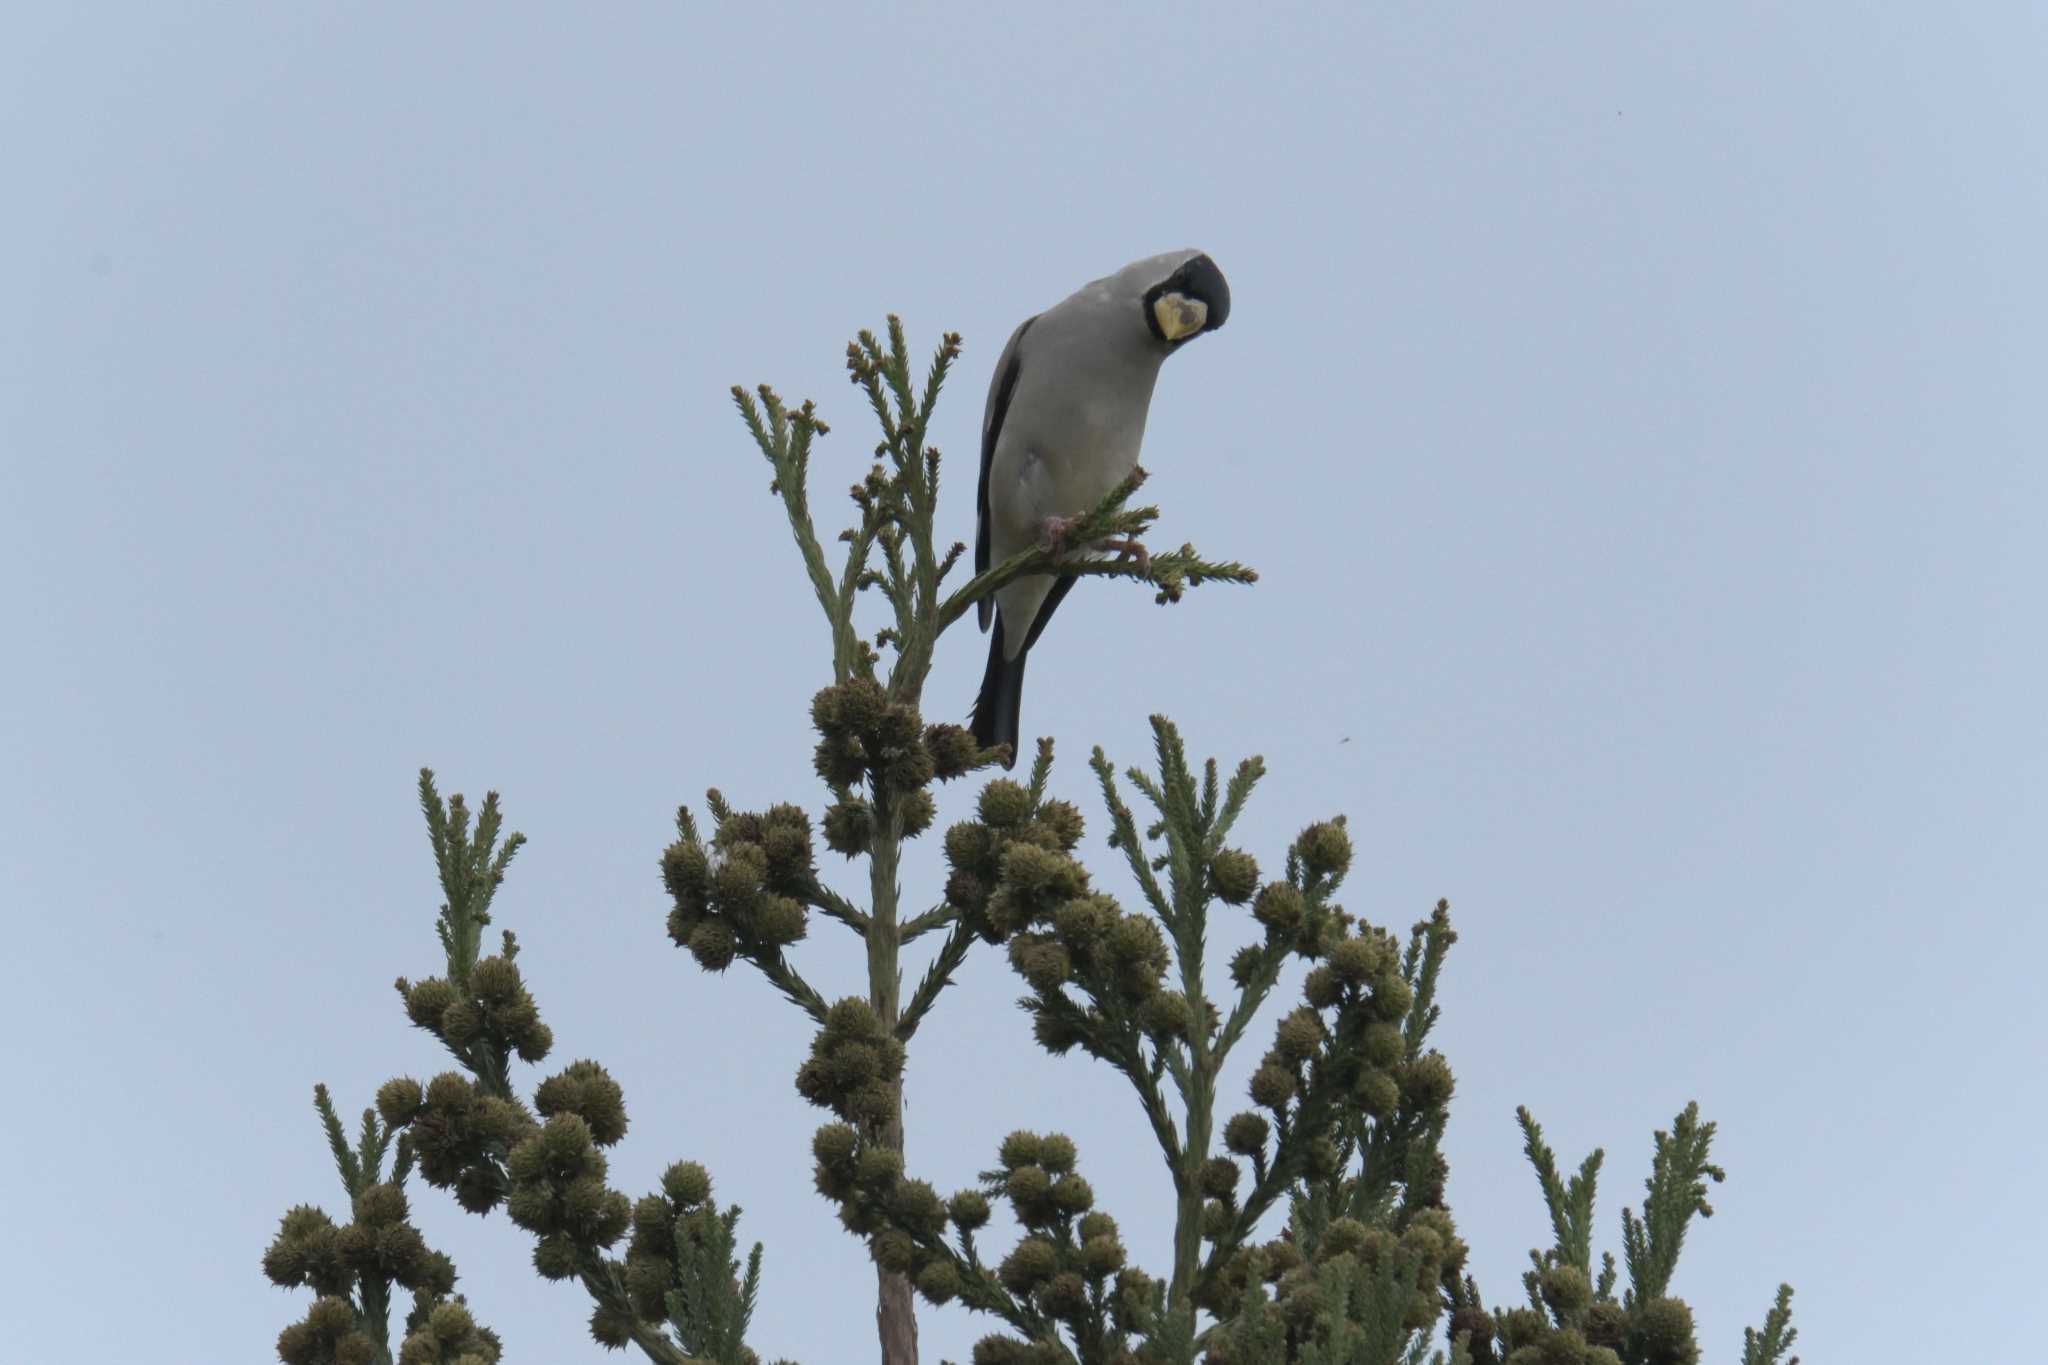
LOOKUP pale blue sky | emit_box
[4,5,2042,1363]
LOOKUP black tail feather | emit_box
[969,617,1027,769]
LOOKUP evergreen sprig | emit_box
[791,721,1468,1365]
[665,1203,768,1365]
[1619,1104,1724,1307]
[1444,1101,1793,1365]
[267,774,784,1365]
[1201,906,1466,1365]
[419,772,524,991]
[1738,1286,1799,1365]
[262,1083,483,1365]
[1514,1108,1607,1293]
[620,1161,795,1365]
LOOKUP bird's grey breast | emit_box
[998,320,1163,505]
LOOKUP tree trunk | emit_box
[870,816,919,1365]
[876,1229,920,1363]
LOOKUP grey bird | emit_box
[969,250,1231,765]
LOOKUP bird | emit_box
[968,250,1231,766]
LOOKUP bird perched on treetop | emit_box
[969,250,1231,766]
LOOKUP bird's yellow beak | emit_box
[1152,291,1209,342]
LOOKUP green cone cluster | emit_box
[794,996,907,1128]
[395,1300,503,1365]
[977,1131,1157,1359]
[904,730,1466,1361]
[400,955,555,1070]
[622,1162,714,1318]
[504,1112,634,1278]
[1194,909,1465,1337]
[1202,1204,1469,1364]
[808,1121,949,1283]
[620,1160,777,1364]
[265,1189,470,1365]
[662,799,816,970]
[941,767,1195,1059]
[1480,1293,1701,1365]
[271,1295,381,1365]
[533,1058,629,1146]
[269,775,800,1364]
[809,679,1002,857]
[1245,915,1443,1134]
[812,677,935,792]
[374,1059,637,1263]
[275,1291,504,1365]
[263,1078,502,1365]
[1218,819,1363,1008]
[940,776,1090,945]
[263,1192,453,1304]
[378,1071,533,1215]
[807,1118,1162,1365]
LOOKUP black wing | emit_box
[1020,573,1078,653]
[977,314,1038,631]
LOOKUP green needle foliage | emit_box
[267,774,789,1364]
[1436,1107,1800,1365]
[270,313,1796,1365]
[1737,1288,1798,1365]
[262,1083,488,1365]
[623,1161,776,1365]
[804,718,1470,1364]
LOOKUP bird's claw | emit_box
[1039,516,1150,575]
[1039,514,1082,555]
[1103,537,1152,575]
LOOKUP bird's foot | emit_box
[1038,513,1082,556]
[1102,536,1151,575]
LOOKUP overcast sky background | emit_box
[4,6,2043,1363]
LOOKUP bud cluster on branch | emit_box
[266,774,788,1365]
